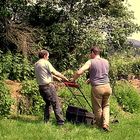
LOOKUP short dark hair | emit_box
[90,46,100,55]
[38,50,49,58]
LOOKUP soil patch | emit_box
[129,79,140,92]
[5,80,22,113]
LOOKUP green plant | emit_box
[0,52,35,81]
[0,51,13,80]
[109,54,140,88]
[20,80,44,115]
[131,58,140,77]
[0,81,13,117]
[110,95,122,118]
[10,54,35,81]
[114,80,140,113]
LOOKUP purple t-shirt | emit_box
[89,57,109,86]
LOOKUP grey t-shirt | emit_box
[89,57,109,86]
[34,59,56,85]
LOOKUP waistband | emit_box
[92,83,110,87]
[39,83,53,87]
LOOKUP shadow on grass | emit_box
[9,114,97,128]
[7,114,119,132]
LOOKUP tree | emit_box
[0,0,140,70]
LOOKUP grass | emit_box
[0,113,140,140]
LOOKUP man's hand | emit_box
[53,75,62,82]
[56,77,62,82]
[69,78,75,82]
[63,77,69,82]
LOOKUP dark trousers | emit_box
[39,84,64,124]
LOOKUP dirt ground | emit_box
[5,80,22,113]
[129,79,140,91]
[5,80,22,99]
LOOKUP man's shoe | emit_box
[102,124,110,132]
[57,121,64,126]
[44,119,49,124]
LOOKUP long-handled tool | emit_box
[63,81,95,125]
[63,81,92,109]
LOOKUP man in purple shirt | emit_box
[71,46,112,131]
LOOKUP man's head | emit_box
[90,46,100,58]
[38,50,49,59]
[90,46,100,55]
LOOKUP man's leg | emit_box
[44,101,51,123]
[91,87,103,127]
[39,85,52,123]
[49,84,64,125]
[102,84,112,128]
[102,95,110,127]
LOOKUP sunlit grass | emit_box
[0,113,140,140]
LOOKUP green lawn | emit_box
[0,113,140,140]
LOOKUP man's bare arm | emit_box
[72,60,91,82]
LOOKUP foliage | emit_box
[0,81,13,117]
[109,53,140,86]
[0,51,34,81]
[20,80,44,115]
[1,0,140,71]
[0,51,13,80]
[131,58,140,76]
[114,80,140,113]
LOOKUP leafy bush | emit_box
[0,51,13,80]
[0,81,13,117]
[114,80,140,113]
[20,80,44,115]
[109,54,140,87]
[131,58,140,77]
[109,55,132,81]
[10,54,35,81]
[0,51,35,81]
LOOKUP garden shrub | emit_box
[0,81,13,117]
[114,80,140,113]
[109,55,132,82]
[109,54,140,89]
[0,51,35,81]
[0,51,13,80]
[20,80,44,115]
[131,58,140,77]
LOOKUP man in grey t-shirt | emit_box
[71,46,112,131]
[35,50,68,125]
